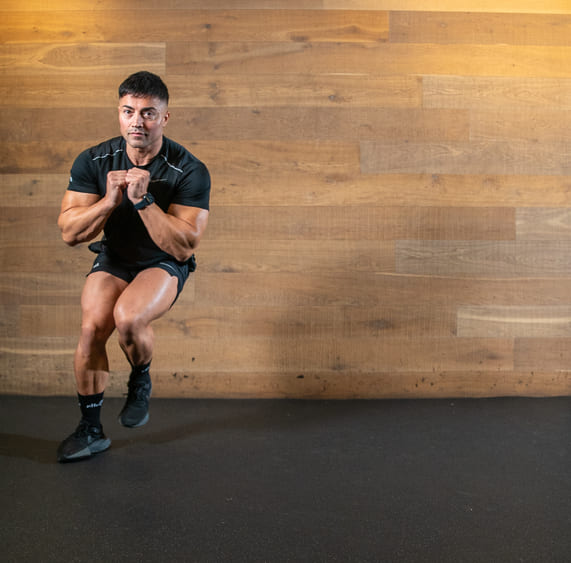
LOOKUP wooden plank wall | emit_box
[1,1,570,398]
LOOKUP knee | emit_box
[79,316,113,347]
[113,305,144,341]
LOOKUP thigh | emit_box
[81,271,129,330]
[114,267,179,325]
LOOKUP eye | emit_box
[143,111,158,120]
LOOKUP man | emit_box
[56,71,210,462]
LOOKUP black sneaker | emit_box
[57,420,111,463]
[118,375,152,428]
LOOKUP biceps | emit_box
[60,191,100,213]
[169,205,209,237]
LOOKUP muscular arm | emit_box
[137,203,209,263]
[125,167,209,262]
[58,167,209,259]
[58,191,117,246]
[57,171,126,246]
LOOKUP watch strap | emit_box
[134,193,155,210]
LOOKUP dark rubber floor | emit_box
[1,396,570,562]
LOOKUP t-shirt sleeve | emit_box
[67,149,102,195]
[172,161,211,210]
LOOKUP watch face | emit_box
[135,194,153,209]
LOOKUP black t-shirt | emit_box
[67,136,210,267]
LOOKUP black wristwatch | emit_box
[134,193,155,210]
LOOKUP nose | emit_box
[130,111,144,127]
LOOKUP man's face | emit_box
[118,94,169,153]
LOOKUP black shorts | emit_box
[87,242,195,302]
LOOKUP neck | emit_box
[126,145,160,167]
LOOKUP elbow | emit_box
[60,226,80,247]
[60,229,75,247]
[61,232,75,246]
[58,216,77,246]
[63,236,80,247]
[175,242,198,263]
[60,226,83,247]
[174,234,200,263]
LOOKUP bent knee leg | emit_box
[113,304,147,342]
[79,315,115,348]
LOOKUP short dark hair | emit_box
[118,71,169,105]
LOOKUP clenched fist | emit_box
[125,168,151,204]
[105,170,128,208]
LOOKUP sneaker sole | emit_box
[118,412,149,428]
[57,438,111,463]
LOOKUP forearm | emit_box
[58,198,117,246]
[137,205,203,262]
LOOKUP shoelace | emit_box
[126,379,151,402]
[74,420,98,437]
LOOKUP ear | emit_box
[162,110,170,126]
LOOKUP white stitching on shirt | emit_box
[92,148,124,161]
[159,154,183,174]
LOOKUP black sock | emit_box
[78,392,104,427]
[130,362,151,383]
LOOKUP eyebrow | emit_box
[120,105,158,111]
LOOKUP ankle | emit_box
[77,391,104,427]
[130,362,151,382]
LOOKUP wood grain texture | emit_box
[515,338,571,372]
[324,1,571,14]
[2,10,390,44]
[396,241,571,277]
[1,241,97,273]
[148,371,569,399]
[166,107,469,142]
[470,110,571,143]
[1,175,69,207]
[423,77,571,110]
[361,141,571,176]
[517,209,571,240]
[126,335,516,373]
[212,173,571,207]
[168,74,423,108]
[167,42,571,78]
[458,306,571,338]
[0,43,165,76]
[390,12,571,46]
[1,7,570,398]
[0,207,62,242]
[3,1,571,14]
[194,274,571,308]
[1,2,325,13]
[206,206,515,240]
[3,370,569,399]
[198,240,396,273]
[0,273,88,306]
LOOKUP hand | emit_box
[105,171,128,207]
[126,168,151,204]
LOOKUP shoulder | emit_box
[81,137,126,163]
[156,138,210,209]
[69,137,125,192]
[72,137,125,168]
[159,137,209,177]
